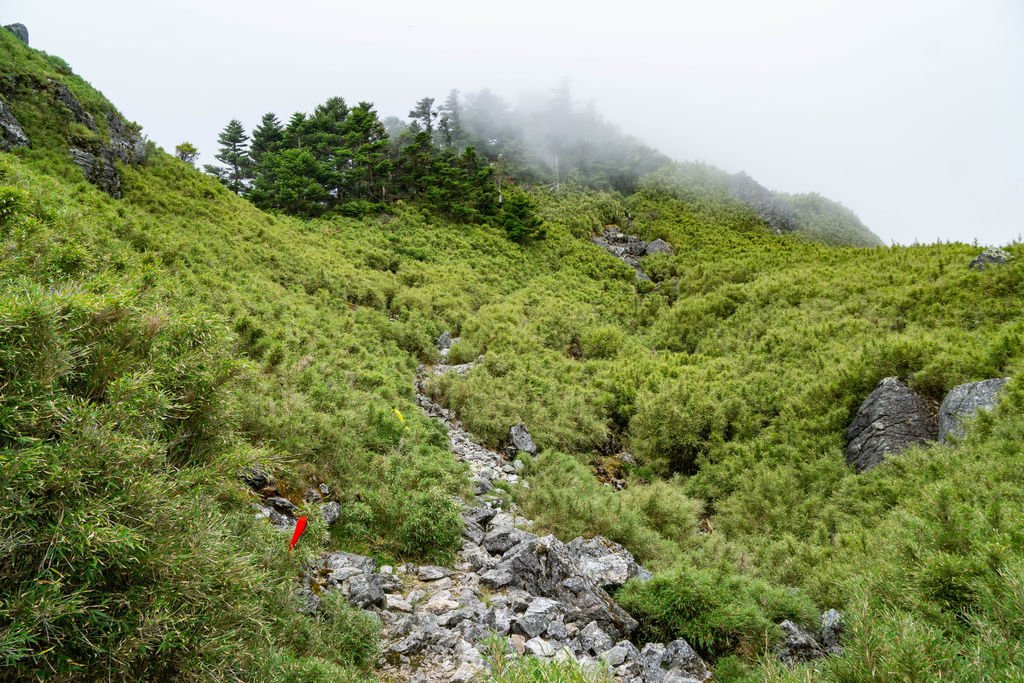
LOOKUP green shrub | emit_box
[618,565,818,659]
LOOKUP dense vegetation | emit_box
[3,27,1022,682]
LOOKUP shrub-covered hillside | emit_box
[2,26,1023,682]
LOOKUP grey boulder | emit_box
[969,247,1011,271]
[3,23,28,45]
[845,377,937,472]
[567,536,653,590]
[510,423,538,455]
[776,620,826,665]
[939,378,1008,443]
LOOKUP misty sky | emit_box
[5,0,1023,245]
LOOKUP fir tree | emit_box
[203,119,252,194]
[250,113,284,164]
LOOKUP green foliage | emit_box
[618,565,818,659]
[5,26,1024,680]
[498,191,546,242]
[480,633,614,682]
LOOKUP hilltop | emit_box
[1,25,1023,682]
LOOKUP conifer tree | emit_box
[203,119,252,194]
[250,113,284,164]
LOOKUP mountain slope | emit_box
[2,26,1024,682]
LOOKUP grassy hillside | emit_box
[3,27,1024,682]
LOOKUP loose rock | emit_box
[939,378,1008,443]
[969,247,1011,271]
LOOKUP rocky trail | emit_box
[247,334,848,681]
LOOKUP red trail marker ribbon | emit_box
[289,515,308,551]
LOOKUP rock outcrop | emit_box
[42,78,147,198]
[845,377,937,472]
[592,228,674,280]
[969,247,1011,271]
[3,23,28,45]
[0,99,29,150]
[939,378,1009,443]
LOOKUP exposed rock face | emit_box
[106,111,147,164]
[939,378,1009,443]
[69,146,123,197]
[3,23,28,45]
[45,79,147,198]
[0,99,29,150]
[969,247,1011,271]
[845,377,937,472]
[591,228,674,280]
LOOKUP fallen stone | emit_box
[320,501,340,525]
[820,609,844,652]
[939,378,1009,443]
[662,638,712,681]
[525,636,555,657]
[645,238,674,255]
[265,496,298,513]
[776,620,826,665]
[510,423,538,455]
[385,594,413,612]
[419,565,455,581]
[969,247,1011,271]
[516,597,562,638]
[424,591,459,614]
[567,536,653,590]
[483,525,535,555]
[343,574,385,609]
[240,466,272,490]
[579,621,614,655]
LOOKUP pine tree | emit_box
[250,113,284,164]
[203,119,252,194]
[409,97,437,135]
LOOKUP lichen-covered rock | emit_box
[591,228,674,279]
[509,423,538,455]
[52,81,96,131]
[320,501,340,525]
[939,378,1009,443]
[106,111,146,164]
[567,536,653,590]
[0,100,29,150]
[3,23,28,45]
[845,377,937,472]
[69,146,123,197]
[820,609,844,652]
[776,620,826,665]
[660,638,712,681]
[645,238,674,255]
[969,247,1011,271]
